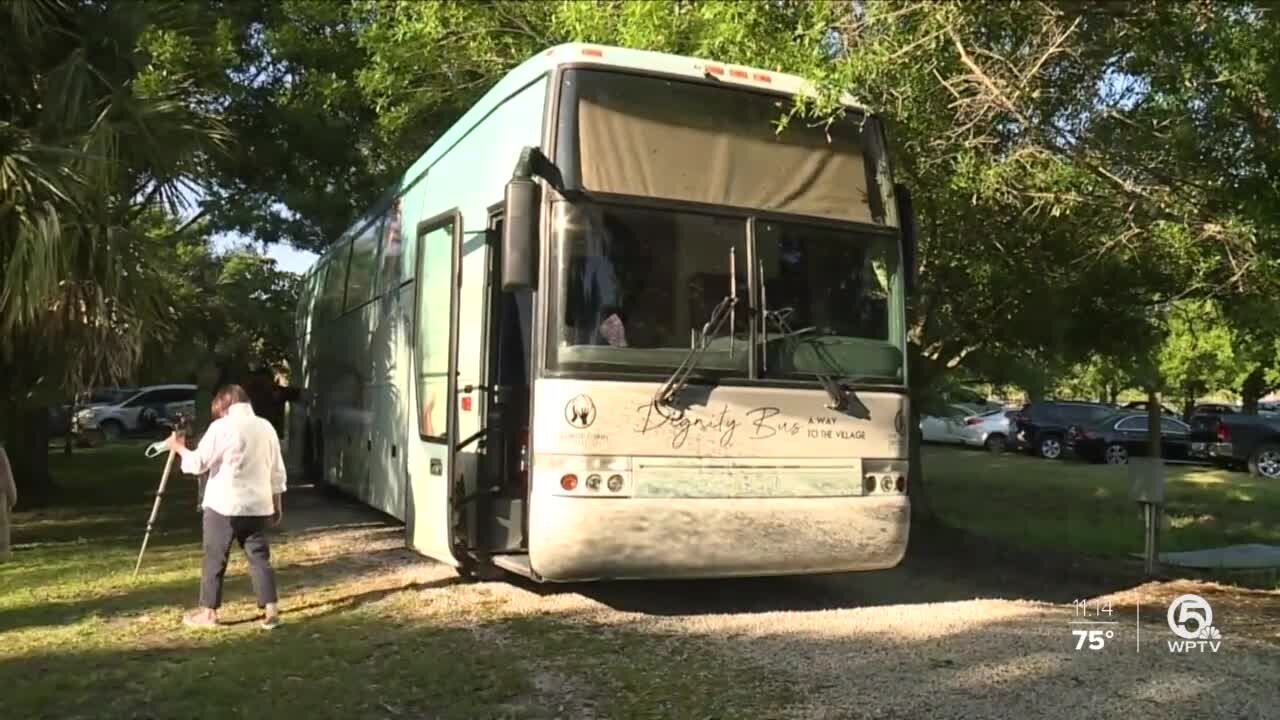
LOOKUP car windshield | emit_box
[1088,412,1130,429]
[549,200,905,384]
[85,389,130,404]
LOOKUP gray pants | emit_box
[200,509,278,610]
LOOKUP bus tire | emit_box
[310,425,333,491]
[451,554,503,581]
[303,423,321,483]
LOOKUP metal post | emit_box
[1130,455,1165,577]
[1152,499,1162,571]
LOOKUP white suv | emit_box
[75,384,197,442]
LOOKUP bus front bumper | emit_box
[527,494,910,582]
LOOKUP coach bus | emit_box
[291,43,918,582]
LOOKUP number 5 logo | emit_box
[1167,594,1213,640]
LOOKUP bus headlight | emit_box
[607,474,624,492]
[585,474,602,491]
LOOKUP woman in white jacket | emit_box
[0,443,15,561]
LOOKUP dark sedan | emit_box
[1068,412,1194,464]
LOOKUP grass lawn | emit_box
[925,445,1280,559]
[4,442,1280,717]
[1,442,795,719]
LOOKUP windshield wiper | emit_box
[654,247,739,410]
[768,312,850,411]
[758,262,852,411]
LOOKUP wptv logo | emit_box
[1165,593,1223,653]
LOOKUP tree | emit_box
[110,1,1279,526]
[1157,301,1238,414]
[0,0,229,505]
[138,238,299,384]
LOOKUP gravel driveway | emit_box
[288,489,1280,719]
[459,569,1278,719]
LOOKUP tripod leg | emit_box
[133,450,177,578]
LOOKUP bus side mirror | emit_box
[894,183,918,296]
[502,150,544,292]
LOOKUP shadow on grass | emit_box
[220,575,464,627]
[0,543,424,633]
[0,614,540,719]
[1,589,1274,720]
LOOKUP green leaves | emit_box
[135,238,300,385]
[8,0,1273,408]
[0,1,231,406]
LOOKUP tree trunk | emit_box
[1241,368,1265,415]
[907,343,934,525]
[195,358,222,435]
[8,405,53,509]
[907,399,931,524]
[1027,383,1045,402]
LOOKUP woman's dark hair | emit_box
[211,384,250,419]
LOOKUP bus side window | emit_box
[377,200,402,294]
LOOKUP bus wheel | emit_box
[310,428,336,493]
[303,426,321,483]
[451,554,503,581]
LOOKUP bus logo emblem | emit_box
[565,395,597,429]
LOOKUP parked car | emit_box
[1186,403,1240,423]
[1188,412,1280,479]
[44,387,134,440]
[1120,401,1177,416]
[938,387,1003,414]
[1068,412,1194,464]
[920,405,1011,453]
[1010,400,1117,459]
[74,384,197,442]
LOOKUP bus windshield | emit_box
[552,201,751,375]
[551,200,905,384]
[755,218,902,383]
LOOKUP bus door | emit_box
[471,211,532,554]
[406,211,463,563]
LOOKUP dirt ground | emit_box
[265,486,1280,719]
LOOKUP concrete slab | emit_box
[1159,544,1280,569]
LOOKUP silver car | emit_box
[920,405,1012,453]
[75,384,196,442]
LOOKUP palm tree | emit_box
[0,0,230,505]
